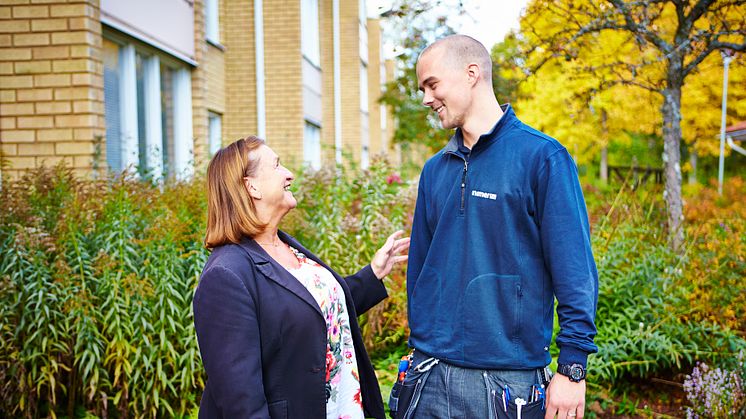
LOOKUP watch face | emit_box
[570,366,584,381]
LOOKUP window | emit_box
[303,121,321,170]
[103,33,193,180]
[301,0,320,66]
[359,63,368,113]
[103,38,122,172]
[360,63,369,169]
[208,112,222,156]
[205,0,220,45]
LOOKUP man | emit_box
[401,34,598,419]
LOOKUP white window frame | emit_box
[359,62,368,113]
[301,0,321,67]
[303,121,321,170]
[205,0,220,45]
[103,30,194,180]
[142,55,163,179]
[208,112,223,156]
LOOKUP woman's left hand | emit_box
[370,230,411,279]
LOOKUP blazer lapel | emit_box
[238,236,323,318]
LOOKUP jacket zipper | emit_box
[459,152,471,215]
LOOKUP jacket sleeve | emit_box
[535,148,599,367]
[344,264,388,315]
[193,264,269,418]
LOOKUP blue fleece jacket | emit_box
[407,104,598,369]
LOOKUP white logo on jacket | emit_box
[471,190,497,200]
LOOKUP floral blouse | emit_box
[287,246,364,419]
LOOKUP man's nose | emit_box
[421,90,433,107]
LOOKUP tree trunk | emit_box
[661,83,685,251]
[600,109,608,183]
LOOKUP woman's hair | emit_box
[204,136,267,249]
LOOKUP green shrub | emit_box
[587,181,745,382]
[0,166,206,418]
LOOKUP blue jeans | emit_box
[400,350,548,419]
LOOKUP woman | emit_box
[193,136,409,419]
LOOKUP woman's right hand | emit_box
[370,230,411,279]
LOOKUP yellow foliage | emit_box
[516,0,746,163]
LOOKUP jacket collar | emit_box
[237,231,341,318]
[444,103,515,156]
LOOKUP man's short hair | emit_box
[420,34,492,84]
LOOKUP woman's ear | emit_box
[244,177,262,200]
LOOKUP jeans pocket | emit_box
[493,395,545,419]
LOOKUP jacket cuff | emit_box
[558,346,589,368]
[362,264,387,295]
[360,264,378,281]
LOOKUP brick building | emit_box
[0,0,397,181]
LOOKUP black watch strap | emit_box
[557,363,586,382]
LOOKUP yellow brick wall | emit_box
[191,0,210,172]
[223,0,257,144]
[191,0,228,172]
[205,45,225,114]
[0,0,104,179]
[263,0,303,167]
[339,0,361,163]
[366,18,382,157]
[319,0,335,164]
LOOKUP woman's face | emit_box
[246,145,297,213]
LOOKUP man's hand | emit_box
[544,373,586,419]
[370,230,410,279]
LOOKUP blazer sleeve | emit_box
[193,264,269,418]
[344,264,388,315]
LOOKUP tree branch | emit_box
[683,40,746,77]
[606,0,673,53]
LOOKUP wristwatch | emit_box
[556,363,586,382]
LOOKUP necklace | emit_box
[257,242,282,247]
[257,241,282,247]
[256,238,284,247]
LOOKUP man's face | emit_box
[416,47,472,130]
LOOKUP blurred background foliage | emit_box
[1,162,744,417]
[2,0,745,417]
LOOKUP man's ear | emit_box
[466,63,481,86]
[244,177,262,199]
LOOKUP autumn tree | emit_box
[512,26,660,174]
[680,52,746,182]
[522,0,746,251]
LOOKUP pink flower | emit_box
[386,173,402,184]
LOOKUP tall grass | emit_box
[0,167,205,418]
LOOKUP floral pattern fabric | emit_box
[287,247,364,419]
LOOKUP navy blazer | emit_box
[193,231,388,419]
